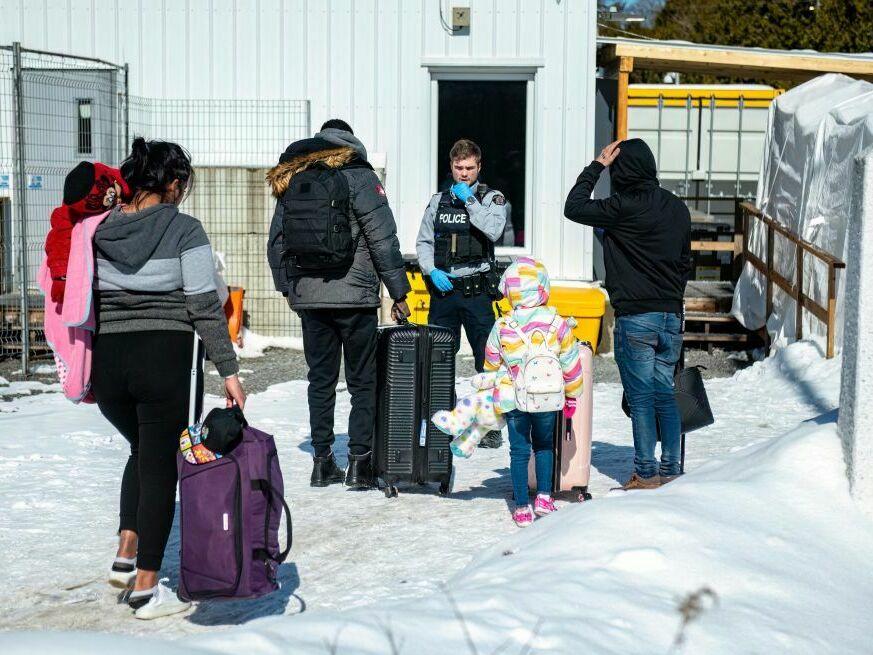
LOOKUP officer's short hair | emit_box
[450,139,482,163]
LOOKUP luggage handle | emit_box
[252,479,293,563]
[188,332,203,427]
[272,486,293,563]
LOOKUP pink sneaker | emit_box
[512,505,534,527]
[534,494,557,516]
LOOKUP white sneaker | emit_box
[132,579,191,620]
[108,557,137,589]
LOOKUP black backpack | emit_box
[279,165,355,271]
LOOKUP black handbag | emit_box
[621,365,714,434]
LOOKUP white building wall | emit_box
[1,0,598,281]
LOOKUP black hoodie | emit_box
[564,139,691,316]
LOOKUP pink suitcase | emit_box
[529,342,594,500]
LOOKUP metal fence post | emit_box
[124,63,130,154]
[11,42,30,377]
[706,94,715,214]
[305,99,312,136]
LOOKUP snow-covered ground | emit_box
[234,327,304,358]
[2,341,869,653]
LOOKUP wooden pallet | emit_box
[683,283,760,352]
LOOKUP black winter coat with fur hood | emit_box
[266,128,410,310]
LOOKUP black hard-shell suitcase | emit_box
[374,322,455,498]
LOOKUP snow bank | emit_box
[196,416,873,654]
[3,414,870,654]
[28,363,57,375]
[0,341,865,653]
[733,340,841,406]
[0,379,60,398]
[234,327,303,358]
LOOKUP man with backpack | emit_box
[415,138,507,448]
[267,119,410,489]
[564,138,692,490]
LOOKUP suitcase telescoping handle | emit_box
[188,332,202,426]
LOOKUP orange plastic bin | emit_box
[224,286,245,346]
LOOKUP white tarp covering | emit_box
[732,73,873,353]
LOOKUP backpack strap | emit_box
[495,317,553,381]
[495,317,523,378]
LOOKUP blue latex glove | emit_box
[430,269,454,293]
[451,182,474,203]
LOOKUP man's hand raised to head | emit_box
[596,140,622,167]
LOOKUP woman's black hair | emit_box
[120,137,194,199]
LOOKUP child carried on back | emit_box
[433,257,584,527]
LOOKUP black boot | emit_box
[310,453,345,487]
[479,430,504,449]
[345,451,374,490]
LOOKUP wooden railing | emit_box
[738,202,845,358]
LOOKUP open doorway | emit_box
[437,80,527,248]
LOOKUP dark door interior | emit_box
[437,80,527,247]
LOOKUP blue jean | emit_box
[614,312,683,478]
[505,410,556,506]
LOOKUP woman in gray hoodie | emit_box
[92,137,245,619]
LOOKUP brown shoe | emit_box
[616,473,661,490]
[660,474,681,485]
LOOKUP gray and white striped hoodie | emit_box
[93,203,239,377]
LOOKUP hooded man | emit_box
[564,138,691,490]
[267,119,411,489]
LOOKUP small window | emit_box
[77,99,92,155]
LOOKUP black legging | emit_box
[91,330,202,571]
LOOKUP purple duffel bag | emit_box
[177,425,291,601]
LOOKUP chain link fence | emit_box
[127,97,310,339]
[1,42,310,374]
[0,44,125,373]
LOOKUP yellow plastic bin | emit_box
[406,270,431,324]
[496,285,606,350]
[548,286,607,350]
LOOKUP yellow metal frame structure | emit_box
[628,86,783,109]
[600,38,873,140]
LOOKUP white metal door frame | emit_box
[427,65,538,257]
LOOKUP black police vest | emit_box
[433,189,494,268]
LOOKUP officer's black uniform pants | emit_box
[428,290,495,372]
[300,308,378,458]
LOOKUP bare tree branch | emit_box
[517,617,544,655]
[441,584,480,655]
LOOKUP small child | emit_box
[485,257,584,527]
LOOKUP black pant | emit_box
[300,308,377,458]
[428,290,495,372]
[91,330,199,572]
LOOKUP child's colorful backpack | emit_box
[501,316,565,413]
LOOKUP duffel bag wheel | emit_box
[577,487,592,502]
[439,481,450,496]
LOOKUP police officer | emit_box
[416,138,507,448]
